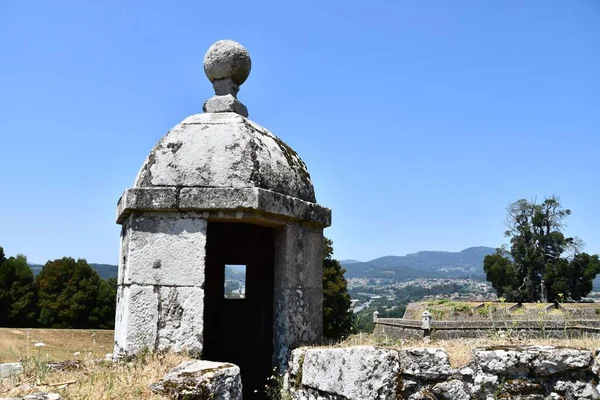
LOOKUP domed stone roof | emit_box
[133,40,316,203]
[133,113,316,202]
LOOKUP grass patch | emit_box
[0,328,113,363]
[0,352,190,399]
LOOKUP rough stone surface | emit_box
[552,379,599,399]
[473,346,592,376]
[150,360,242,400]
[133,113,316,203]
[114,284,205,357]
[156,286,204,354]
[119,213,207,286]
[0,362,23,378]
[430,379,469,400]
[0,389,61,399]
[204,94,248,117]
[0,394,62,400]
[114,211,207,357]
[115,187,178,219]
[273,223,324,369]
[288,346,399,400]
[398,348,453,380]
[117,187,331,226]
[285,345,600,400]
[23,394,60,400]
[114,284,158,356]
[204,40,251,85]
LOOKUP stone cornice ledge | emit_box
[116,187,331,227]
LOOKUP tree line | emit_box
[4,196,595,337]
[0,248,116,329]
[0,239,354,340]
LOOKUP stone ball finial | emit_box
[202,40,251,117]
[204,40,251,86]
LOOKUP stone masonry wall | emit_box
[374,319,600,340]
[284,345,600,399]
[114,211,206,356]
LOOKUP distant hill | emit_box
[25,249,600,288]
[342,246,496,280]
[29,263,118,279]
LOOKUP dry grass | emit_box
[0,351,190,399]
[0,328,114,363]
[340,333,600,367]
[2,329,600,397]
[562,303,600,309]
[0,328,190,399]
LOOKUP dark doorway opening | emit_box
[204,222,275,399]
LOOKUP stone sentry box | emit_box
[113,40,331,395]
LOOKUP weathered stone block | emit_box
[179,187,260,210]
[274,224,323,290]
[552,379,599,399]
[179,187,331,226]
[203,94,248,117]
[23,394,60,400]
[398,348,453,380]
[114,285,158,356]
[150,360,242,400]
[122,213,206,287]
[157,286,204,355]
[117,187,331,226]
[530,346,592,375]
[273,288,322,368]
[292,346,400,400]
[473,346,592,377]
[407,389,438,399]
[0,362,23,378]
[116,187,178,223]
[431,379,470,400]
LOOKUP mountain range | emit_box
[27,245,600,288]
[341,246,497,280]
[29,263,118,279]
[28,247,496,281]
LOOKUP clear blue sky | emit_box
[1,1,599,264]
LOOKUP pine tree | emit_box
[322,238,354,341]
[0,253,38,327]
[37,257,101,328]
[89,277,117,329]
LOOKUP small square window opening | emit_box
[224,264,246,299]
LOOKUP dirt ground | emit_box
[0,328,114,363]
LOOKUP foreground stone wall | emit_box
[374,318,600,340]
[284,345,600,399]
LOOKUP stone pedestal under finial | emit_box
[202,40,251,117]
[114,39,331,398]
